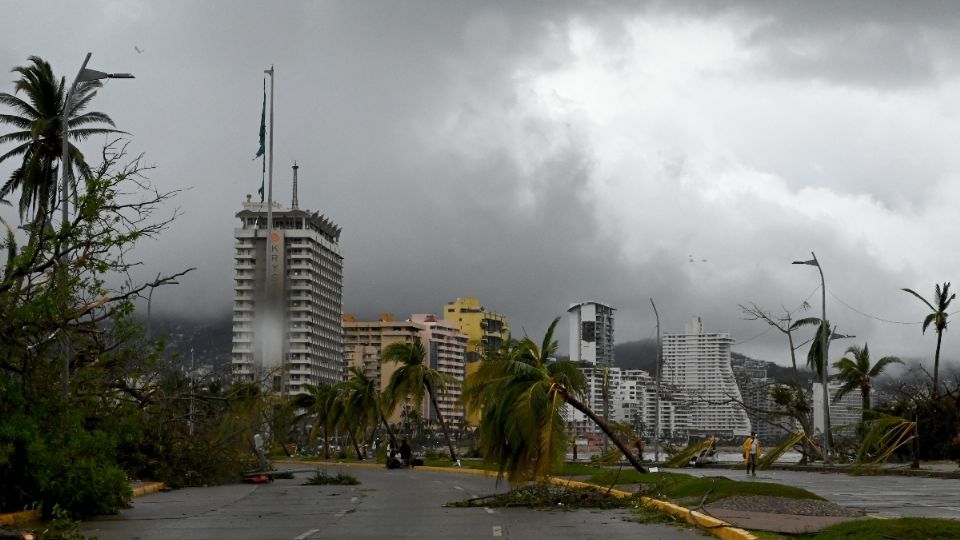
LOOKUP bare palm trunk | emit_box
[323,426,330,459]
[377,403,397,448]
[934,330,943,399]
[350,432,363,460]
[861,385,871,422]
[563,392,647,474]
[427,387,457,462]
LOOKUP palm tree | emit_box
[902,282,956,398]
[381,339,458,462]
[464,318,647,483]
[791,317,831,379]
[0,56,120,222]
[292,383,337,458]
[833,343,902,421]
[341,366,398,451]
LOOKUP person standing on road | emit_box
[254,432,270,472]
[744,432,761,476]
[399,438,413,469]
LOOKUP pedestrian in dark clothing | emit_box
[399,438,413,469]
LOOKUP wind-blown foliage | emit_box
[381,339,457,461]
[833,343,901,420]
[791,317,830,378]
[292,383,338,458]
[902,282,955,397]
[0,56,121,221]
[855,414,916,465]
[464,317,647,484]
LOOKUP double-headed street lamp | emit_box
[792,251,831,464]
[61,52,134,226]
[59,53,133,395]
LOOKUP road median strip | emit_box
[294,460,756,540]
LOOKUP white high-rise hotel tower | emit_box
[662,317,750,437]
[231,165,344,394]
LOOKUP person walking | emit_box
[743,432,761,476]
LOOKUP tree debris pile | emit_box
[446,483,633,509]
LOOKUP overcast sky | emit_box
[3,1,959,367]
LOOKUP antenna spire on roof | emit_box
[291,161,299,209]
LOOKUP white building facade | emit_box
[568,301,615,365]
[662,318,751,437]
[231,193,344,394]
[813,381,863,439]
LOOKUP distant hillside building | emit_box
[662,318,751,437]
[568,301,615,366]
[231,189,344,395]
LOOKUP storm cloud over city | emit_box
[3,0,959,365]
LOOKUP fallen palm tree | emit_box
[759,431,820,469]
[663,439,714,468]
[856,415,917,465]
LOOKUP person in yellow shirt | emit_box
[743,432,761,476]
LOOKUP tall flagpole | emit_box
[264,65,277,398]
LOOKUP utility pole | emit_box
[650,298,662,463]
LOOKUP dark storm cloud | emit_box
[1,0,957,366]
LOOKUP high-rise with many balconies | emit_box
[231,187,344,395]
[568,301,615,366]
[662,317,751,437]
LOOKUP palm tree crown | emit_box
[380,339,457,461]
[902,282,955,397]
[0,56,120,221]
[833,343,902,420]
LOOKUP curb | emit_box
[131,482,166,498]
[0,510,40,527]
[0,482,167,527]
[289,461,756,540]
[547,477,757,540]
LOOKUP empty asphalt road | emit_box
[83,466,705,539]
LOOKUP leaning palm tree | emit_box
[381,339,457,462]
[0,56,121,223]
[341,366,398,451]
[833,343,902,421]
[464,317,647,483]
[902,282,955,398]
[292,383,337,458]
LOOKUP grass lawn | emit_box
[796,517,960,539]
[582,469,822,504]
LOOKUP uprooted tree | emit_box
[0,142,260,517]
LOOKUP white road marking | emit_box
[294,529,319,540]
[453,485,465,491]
[350,496,358,503]
[484,507,495,514]
[492,525,503,537]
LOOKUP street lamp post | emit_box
[61,53,134,227]
[792,251,831,464]
[59,53,133,395]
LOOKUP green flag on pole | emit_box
[256,79,266,201]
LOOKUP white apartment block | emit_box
[411,314,469,428]
[568,301,615,365]
[813,381,863,439]
[231,192,344,394]
[662,318,751,437]
[567,366,692,440]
